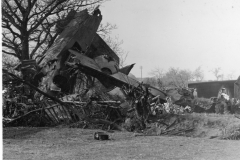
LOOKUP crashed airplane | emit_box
[35,7,167,102]
[4,7,170,128]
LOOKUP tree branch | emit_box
[3,0,23,25]
[2,22,22,38]
[2,10,22,31]
[29,0,67,33]
[30,30,48,59]
[2,41,17,51]
[13,0,26,15]
[2,50,19,59]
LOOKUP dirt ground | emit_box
[3,127,240,160]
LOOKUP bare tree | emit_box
[226,71,235,80]
[148,66,206,88]
[178,69,193,85]
[101,35,128,67]
[145,77,157,87]
[211,67,223,81]
[163,67,182,87]
[193,66,204,82]
[2,0,103,61]
[97,22,117,37]
[149,67,165,88]
[149,68,164,79]
[160,68,194,87]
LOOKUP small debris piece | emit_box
[94,132,109,140]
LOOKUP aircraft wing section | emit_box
[68,49,101,71]
[68,49,167,100]
[111,72,140,88]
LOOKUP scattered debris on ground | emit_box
[94,131,109,140]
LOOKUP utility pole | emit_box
[140,66,143,82]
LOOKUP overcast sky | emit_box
[100,0,240,80]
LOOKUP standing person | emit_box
[217,88,230,114]
[193,88,198,99]
[218,88,229,101]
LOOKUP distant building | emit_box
[188,80,240,99]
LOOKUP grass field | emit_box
[3,113,240,159]
[3,127,240,160]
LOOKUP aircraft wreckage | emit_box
[3,7,194,130]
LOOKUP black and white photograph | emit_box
[2,0,240,159]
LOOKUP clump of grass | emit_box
[137,113,240,140]
[184,113,240,127]
[221,124,240,140]
[153,113,240,139]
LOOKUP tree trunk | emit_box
[21,32,30,60]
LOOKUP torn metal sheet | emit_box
[119,63,135,75]
[67,49,102,72]
[36,8,104,95]
[68,49,118,75]
[39,8,102,68]
[86,34,120,65]
[68,49,167,100]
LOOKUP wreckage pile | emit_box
[3,68,195,133]
[3,7,198,134]
[3,70,151,129]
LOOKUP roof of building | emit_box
[188,80,236,85]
